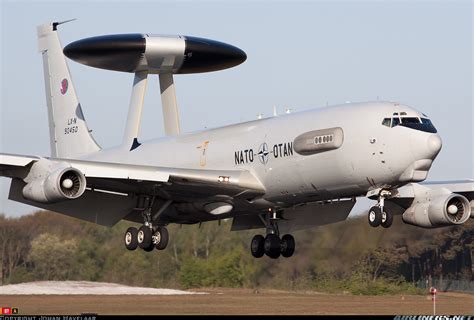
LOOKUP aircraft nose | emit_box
[427,134,442,159]
[400,133,442,183]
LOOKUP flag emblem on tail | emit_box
[60,78,68,95]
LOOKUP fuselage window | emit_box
[382,118,391,127]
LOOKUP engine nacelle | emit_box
[471,200,474,219]
[402,193,471,228]
[22,167,86,203]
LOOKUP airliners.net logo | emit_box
[394,316,472,320]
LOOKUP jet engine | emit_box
[402,193,471,228]
[471,200,474,218]
[22,167,86,203]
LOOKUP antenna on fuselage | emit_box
[63,32,246,150]
[52,18,76,30]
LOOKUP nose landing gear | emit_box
[250,210,296,259]
[368,190,393,228]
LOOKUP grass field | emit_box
[1,289,473,315]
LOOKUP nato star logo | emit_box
[258,142,269,164]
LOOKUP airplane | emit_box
[1,21,473,259]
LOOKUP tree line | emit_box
[1,210,472,294]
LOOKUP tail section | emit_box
[37,22,101,158]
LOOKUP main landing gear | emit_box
[250,210,295,259]
[124,225,169,252]
[368,190,393,228]
[123,197,171,252]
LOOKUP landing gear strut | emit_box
[123,196,171,252]
[250,210,296,259]
[368,190,393,228]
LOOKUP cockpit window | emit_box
[401,117,421,124]
[382,115,437,133]
[419,118,437,133]
[421,118,432,125]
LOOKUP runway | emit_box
[1,284,473,315]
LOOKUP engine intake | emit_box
[402,193,471,228]
[22,167,86,203]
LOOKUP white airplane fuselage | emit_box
[87,101,442,206]
[3,23,471,260]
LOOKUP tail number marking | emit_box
[64,117,78,135]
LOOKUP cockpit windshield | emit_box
[381,115,437,133]
[401,117,420,124]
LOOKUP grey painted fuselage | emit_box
[86,101,442,208]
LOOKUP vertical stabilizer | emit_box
[37,22,101,158]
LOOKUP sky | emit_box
[1,0,472,218]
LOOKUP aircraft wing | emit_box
[0,154,39,178]
[420,180,474,196]
[72,159,264,201]
[392,180,474,200]
[383,180,474,216]
[1,153,265,226]
[0,153,264,199]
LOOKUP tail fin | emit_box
[37,22,101,158]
